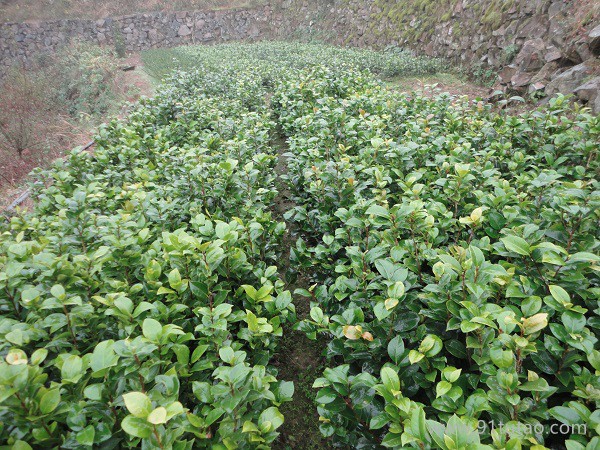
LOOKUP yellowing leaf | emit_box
[361,331,374,341]
[470,207,483,222]
[343,325,362,340]
[522,313,548,335]
[384,298,399,311]
[147,407,168,425]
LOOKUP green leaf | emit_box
[21,288,41,304]
[310,307,324,323]
[521,296,542,316]
[30,348,48,366]
[365,204,390,218]
[381,432,403,447]
[90,340,119,373]
[241,285,257,300]
[380,366,400,392]
[168,268,182,288]
[142,318,162,342]
[490,347,514,368]
[501,236,531,256]
[219,346,235,364]
[562,311,586,334]
[259,407,284,431]
[76,425,95,446]
[427,420,449,450]
[565,440,586,450]
[40,389,61,414]
[205,408,224,426]
[549,406,583,425]
[122,391,152,418]
[549,285,570,305]
[436,381,452,398]
[50,284,66,300]
[122,415,153,438]
[387,336,405,365]
[61,355,84,383]
[419,335,442,357]
[409,350,424,364]
[370,413,389,430]
[410,407,428,443]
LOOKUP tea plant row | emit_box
[1,42,598,449]
[142,41,445,83]
[274,67,599,449]
[0,72,293,448]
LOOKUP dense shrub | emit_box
[1,42,598,449]
[0,69,293,449]
[142,41,445,82]
[275,68,600,449]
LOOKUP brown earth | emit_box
[0,54,154,213]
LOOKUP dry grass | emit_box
[0,0,266,22]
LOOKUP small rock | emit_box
[545,62,593,97]
[545,47,562,62]
[499,65,517,84]
[178,25,191,36]
[528,81,546,93]
[513,38,546,72]
[530,61,560,85]
[511,71,534,88]
[517,17,548,40]
[573,76,600,103]
[589,24,600,55]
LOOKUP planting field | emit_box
[0,42,598,449]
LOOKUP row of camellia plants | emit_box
[0,41,448,450]
[0,68,296,448]
[273,67,599,449]
[1,41,599,449]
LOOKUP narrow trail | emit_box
[271,135,334,450]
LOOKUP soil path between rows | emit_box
[270,135,335,450]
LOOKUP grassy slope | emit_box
[0,0,266,22]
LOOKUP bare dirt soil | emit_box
[386,72,491,99]
[0,54,154,212]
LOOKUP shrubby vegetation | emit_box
[0,41,598,449]
[274,67,599,448]
[0,60,293,448]
[142,41,445,82]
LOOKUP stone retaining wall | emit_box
[0,4,321,75]
[1,0,598,109]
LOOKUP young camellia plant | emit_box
[0,42,598,449]
[0,61,297,448]
[279,68,599,448]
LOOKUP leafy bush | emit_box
[0,68,293,448]
[1,42,598,449]
[275,68,600,449]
